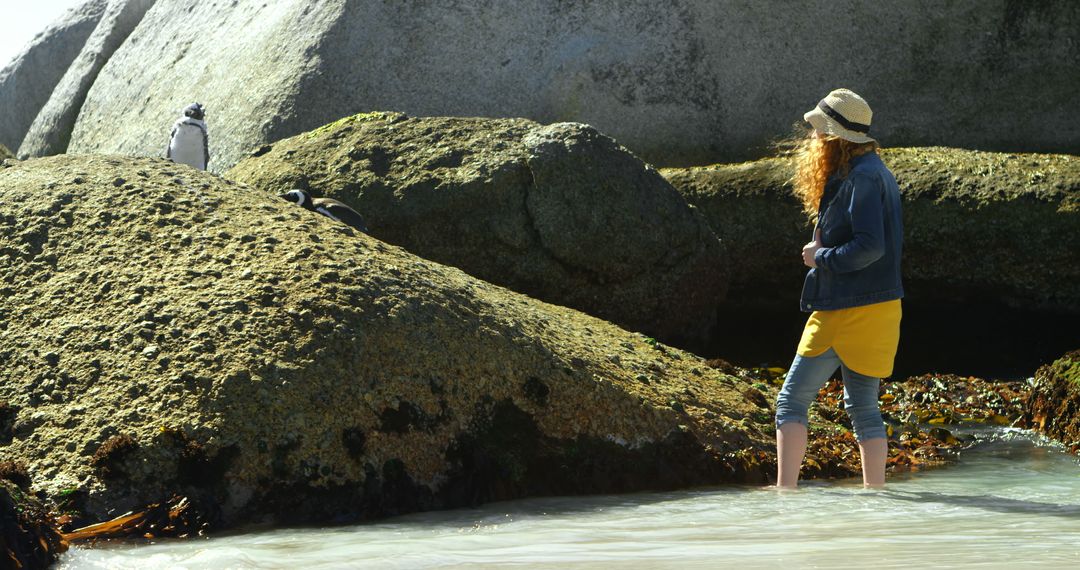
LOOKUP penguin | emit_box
[167,103,209,171]
[280,189,369,233]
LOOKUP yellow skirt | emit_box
[796,299,902,378]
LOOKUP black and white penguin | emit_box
[280,189,369,233]
[167,103,209,171]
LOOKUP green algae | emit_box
[304,111,405,139]
[0,153,780,536]
[1024,350,1080,452]
[662,147,1080,312]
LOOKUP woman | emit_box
[774,88,904,488]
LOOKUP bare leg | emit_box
[858,437,888,488]
[776,422,809,488]
[775,347,840,488]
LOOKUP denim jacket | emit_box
[800,152,904,311]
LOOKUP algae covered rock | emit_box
[662,148,1080,313]
[1024,350,1080,453]
[884,148,1080,311]
[0,154,766,528]
[662,157,807,303]
[0,144,14,162]
[227,113,727,345]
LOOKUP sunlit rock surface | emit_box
[662,148,1080,313]
[228,113,727,345]
[35,0,1080,171]
[0,154,769,529]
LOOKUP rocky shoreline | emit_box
[0,152,763,567]
[2,2,1078,567]
[1,117,1078,568]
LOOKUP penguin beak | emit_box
[279,191,305,206]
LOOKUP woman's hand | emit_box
[802,228,822,268]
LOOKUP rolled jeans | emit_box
[774,347,887,441]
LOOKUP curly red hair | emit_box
[786,130,879,216]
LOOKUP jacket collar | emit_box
[849,151,879,169]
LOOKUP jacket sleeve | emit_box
[813,172,886,273]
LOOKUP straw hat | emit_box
[803,88,875,144]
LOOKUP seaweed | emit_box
[63,495,213,541]
[90,434,139,480]
[0,460,30,487]
[1,480,67,568]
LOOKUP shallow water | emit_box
[59,429,1080,569]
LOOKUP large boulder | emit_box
[662,148,1080,314]
[0,154,767,528]
[1023,350,1080,453]
[661,157,806,304]
[18,0,156,159]
[227,113,727,345]
[68,0,346,171]
[0,0,107,151]
[54,0,1080,172]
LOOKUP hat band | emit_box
[817,101,870,134]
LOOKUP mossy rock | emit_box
[1024,349,1080,452]
[661,156,803,304]
[1,154,777,530]
[662,147,1080,312]
[227,113,727,347]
